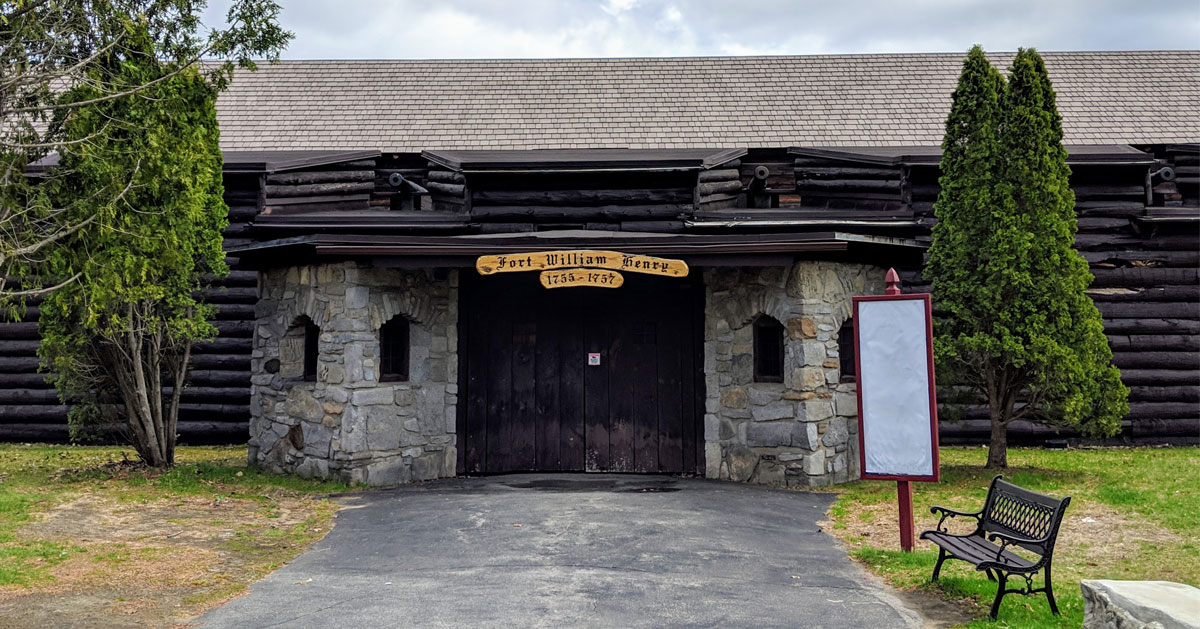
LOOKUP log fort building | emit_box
[5,52,1198,485]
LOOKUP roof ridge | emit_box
[218,50,1200,65]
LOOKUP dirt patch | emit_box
[0,493,334,628]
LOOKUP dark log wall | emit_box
[0,173,261,443]
[2,146,1196,445]
[262,159,376,215]
[903,152,1199,443]
[446,169,709,233]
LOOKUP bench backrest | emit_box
[980,475,1071,557]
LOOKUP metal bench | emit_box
[919,475,1071,619]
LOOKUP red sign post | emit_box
[852,268,940,552]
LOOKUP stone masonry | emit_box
[703,262,885,487]
[248,263,458,486]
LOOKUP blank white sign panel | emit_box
[857,298,935,478]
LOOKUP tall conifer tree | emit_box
[927,47,1127,468]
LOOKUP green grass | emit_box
[827,446,1200,628]
[0,444,354,588]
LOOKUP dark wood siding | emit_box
[0,173,260,443]
[3,145,1196,446]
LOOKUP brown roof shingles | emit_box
[215,51,1200,151]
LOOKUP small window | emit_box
[753,315,784,383]
[281,315,320,381]
[838,318,855,382]
[303,319,320,381]
[380,316,410,382]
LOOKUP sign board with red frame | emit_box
[852,292,940,482]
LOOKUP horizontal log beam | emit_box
[1098,302,1199,319]
[1091,267,1199,288]
[214,321,254,338]
[264,181,374,198]
[471,204,690,220]
[798,178,901,192]
[697,168,742,183]
[425,181,467,198]
[1083,250,1199,267]
[0,389,58,404]
[698,180,743,196]
[178,403,250,421]
[1117,368,1200,386]
[795,166,898,179]
[473,188,693,206]
[1106,333,1200,352]
[1112,351,1200,369]
[213,304,255,321]
[1128,385,1200,403]
[1103,319,1200,335]
[266,170,373,186]
[426,170,466,184]
[0,404,67,420]
[0,357,40,373]
[937,417,1199,439]
[185,370,252,387]
[0,322,39,340]
[1088,286,1199,303]
[192,338,254,353]
[0,339,39,355]
[1075,234,1200,251]
[188,354,251,370]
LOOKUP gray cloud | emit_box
[203,0,1200,59]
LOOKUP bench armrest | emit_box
[929,505,982,532]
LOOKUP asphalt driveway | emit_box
[199,475,922,628]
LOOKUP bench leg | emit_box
[989,572,1008,620]
[931,548,948,581]
[1044,565,1059,616]
[984,568,996,582]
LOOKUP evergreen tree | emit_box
[38,27,229,467]
[927,47,1127,468]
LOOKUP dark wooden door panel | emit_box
[558,290,586,470]
[657,314,685,473]
[460,273,702,475]
[484,310,512,474]
[533,303,562,470]
[583,292,611,472]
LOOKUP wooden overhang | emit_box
[221,150,381,174]
[231,230,925,269]
[27,149,381,177]
[422,148,748,173]
[788,144,1155,166]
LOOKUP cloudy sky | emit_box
[203,0,1198,59]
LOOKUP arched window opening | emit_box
[838,318,856,382]
[380,316,411,382]
[282,315,320,381]
[753,315,785,383]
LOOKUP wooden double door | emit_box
[459,273,704,474]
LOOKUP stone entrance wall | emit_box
[703,262,885,487]
[248,263,457,485]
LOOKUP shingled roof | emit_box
[215,51,1200,152]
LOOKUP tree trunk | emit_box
[107,303,180,469]
[987,410,1008,469]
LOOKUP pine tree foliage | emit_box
[37,27,228,467]
[1,0,290,303]
[926,46,1128,468]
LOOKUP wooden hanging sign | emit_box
[475,250,689,278]
[539,268,624,289]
